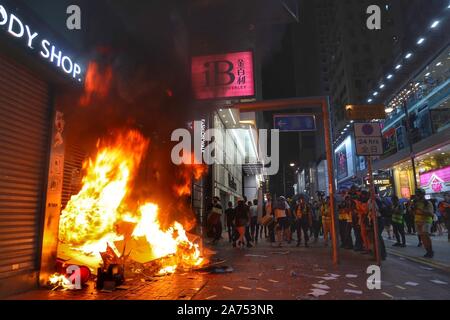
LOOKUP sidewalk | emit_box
[383,231,450,272]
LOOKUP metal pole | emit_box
[322,98,339,265]
[402,100,418,190]
[367,156,382,266]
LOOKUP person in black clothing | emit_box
[225,201,235,243]
[234,200,250,248]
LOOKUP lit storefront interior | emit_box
[393,144,450,199]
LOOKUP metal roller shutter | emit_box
[0,53,51,280]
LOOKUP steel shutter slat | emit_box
[0,53,50,280]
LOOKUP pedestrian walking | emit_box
[412,189,435,258]
[225,201,236,243]
[234,200,249,249]
[438,193,450,242]
[207,196,223,245]
[355,191,372,254]
[321,196,332,247]
[274,196,290,247]
[294,197,313,247]
[391,195,406,247]
[311,201,321,243]
[343,196,354,249]
[250,199,259,243]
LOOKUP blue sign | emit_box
[273,114,316,132]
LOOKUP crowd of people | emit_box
[206,189,450,259]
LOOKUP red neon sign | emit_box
[191,51,255,100]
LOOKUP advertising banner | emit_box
[191,51,255,100]
[420,166,450,194]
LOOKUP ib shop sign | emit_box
[191,51,255,100]
[0,3,83,81]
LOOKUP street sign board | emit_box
[355,137,384,156]
[273,114,316,132]
[345,104,386,121]
[354,122,384,156]
[354,123,382,137]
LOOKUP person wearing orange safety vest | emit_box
[413,189,435,258]
[354,191,372,254]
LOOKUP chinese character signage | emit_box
[191,51,255,100]
[354,123,384,156]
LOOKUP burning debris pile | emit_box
[50,129,207,290]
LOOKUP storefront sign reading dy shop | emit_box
[0,4,83,81]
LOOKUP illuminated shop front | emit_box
[392,144,450,198]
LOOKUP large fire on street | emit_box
[54,129,206,286]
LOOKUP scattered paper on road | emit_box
[308,289,329,297]
[430,280,448,285]
[256,287,269,292]
[268,279,279,283]
[347,283,358,288]
[344,289,363,295]
[239,286,252,291]
[205,295,217,300]
[345,274,358,278]
[271,251,290,255]
[326,273,340,278]
[318,280,325,284]
[419,266,434,271]
[318,276,339,281]
[312,284,330,290]
[405,282,419,286]
[245,254,268,258]
[395,285,406,290]
[382,292,394,299]
[222,286,233,291]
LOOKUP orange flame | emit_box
[80,62,113,106]
[58,129,204,274]
[174,154,207,197]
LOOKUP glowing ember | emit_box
[57,129,205,276]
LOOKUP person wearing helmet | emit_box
[413,189,434,258]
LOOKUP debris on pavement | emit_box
[268,279,279,283]
[238,286,252,290]
[312,284,330,290]
[345,274,358,278]
[404,282,419,286]
[290,270,299,277]
[222,286,233,291]
[344,289,363,295]
[430,279,448,285]
[308,289,329,297]
[419,266,434,271]
[245,254,268,258]
[205,295,217,300]
[256,287,269,292]
[198,265,234,274]
[382,292,394,299]
[271,251,290,255]
[347,283,358,288]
